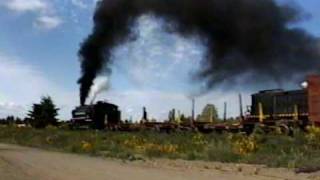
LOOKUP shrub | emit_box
[306,126,320,148]
[229,134,258,155]
[207,141,240,162]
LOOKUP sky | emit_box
[0,0,319,120]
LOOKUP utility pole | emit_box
[223,102,227,122]
[239,93,244,120]
[142,107,148,122]
[191,98,195,125]
[258,103,264,123]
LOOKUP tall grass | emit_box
[1,126,320,169]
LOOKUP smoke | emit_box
[78,0,320,105]
[88,76,110,104]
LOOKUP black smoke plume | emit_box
[78,0,320,105]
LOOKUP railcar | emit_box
[243,75,320,133]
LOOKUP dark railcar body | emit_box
[274,90,308,115]
[251,89,283,116]
[243,89,308,134]
[251,89,308,118]
[246,75,320,130]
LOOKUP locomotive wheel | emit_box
[279,124,293,136]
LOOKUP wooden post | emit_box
[209,107,213,123]
[191,98,195,125]
[293,104,299,122]
[259,102,264,123]
[224,102,227,122]
[239,93,244,120]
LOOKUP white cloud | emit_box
[0,53,76,119]
[2,0,62,30]
[34,16,62,30]
[0,102,25,118]
[71,0,88,9]
[4,0,47,12]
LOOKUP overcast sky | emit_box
[0,0,319,120]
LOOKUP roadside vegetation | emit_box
[1,125,320,170]
[2,96,320,170]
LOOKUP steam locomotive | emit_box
[70,101,121,130]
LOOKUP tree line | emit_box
[1,96,234,129]
[0,96,59,129]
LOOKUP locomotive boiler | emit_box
[70,101,121,130]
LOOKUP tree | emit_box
[168,109,176,122]
[15,117,23,124]
[28,96,59,129]
[180,114,191,124]
[6,116,15,126]
[198,104,219,123]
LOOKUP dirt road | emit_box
[0,143,318,180]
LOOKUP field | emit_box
[1,126,320,170]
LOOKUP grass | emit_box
[1,125,320,169]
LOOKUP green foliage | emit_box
[1,126,320,169]
[28,96,59,129]
[207,141,240,162]
[197,104,218,122]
